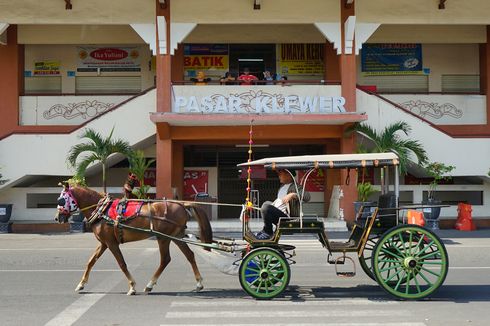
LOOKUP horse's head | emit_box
[55,181,79,223]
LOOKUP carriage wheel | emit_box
[359,233,381,280]
[372,225,448,300]
[239,248,290,299]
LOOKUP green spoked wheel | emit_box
[239,248,290,299]
[372,225,448,300]
[359,233,381,281]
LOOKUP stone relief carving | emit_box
[399,100,463,119]
[43,100,115,120]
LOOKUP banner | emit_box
[361,43,423,75]
[33,60,61,76]
[77,47,141,72]
[184,44,229,78]
[297,169,325,192]
[183,170,209,200]
[278,44,324,76]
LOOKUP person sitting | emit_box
[237,68,258,85]
[190,71,211,85]
[262,70,275,85]
[255,169,311,240]
[220,72,235,85]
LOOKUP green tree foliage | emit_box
[67,128,132,193]
[128,150,155,199]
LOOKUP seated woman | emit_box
[190,71,211,85]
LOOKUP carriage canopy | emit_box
[238,152,399,170]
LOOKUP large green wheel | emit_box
[372,225,448,300]
[239,248,290,299]
[359,233,381,280]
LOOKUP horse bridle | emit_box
[56,188,98,223]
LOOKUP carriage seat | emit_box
[376,193,397,228]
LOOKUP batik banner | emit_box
[184,44,229,78]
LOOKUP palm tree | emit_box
[350,121,428,192]
[67,128,132,193]
[128,150,155,199]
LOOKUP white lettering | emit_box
[215,96,228,112]
[299,96,318,113]
[284,96,294,113]
[333,96,346,112]
[187,96,199,112]
[174,96,187,112]
[229,96,241,113]
[201,96,213,112]
[319,97,333,112]
[254,96,270,113]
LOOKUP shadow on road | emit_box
[142,283,490,302]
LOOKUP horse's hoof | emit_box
[127,289,136,296]
[195,284,204,292]
[143,286,153,293]
[75,284,85,292]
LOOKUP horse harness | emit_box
[87,195,188,244]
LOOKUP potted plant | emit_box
[354,182,376,223]
[424,161,455,228]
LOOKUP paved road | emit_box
[0,229,489,326]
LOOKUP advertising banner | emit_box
[184,44,229,79]
[33,60,61,76]
[77,47,141,72]
[183,170,209,200]
[361,43,423,75]
[297,169,325,192]
[278,44,324,76]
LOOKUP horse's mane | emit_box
[71,185,103,204]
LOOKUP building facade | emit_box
[0,0,489,230]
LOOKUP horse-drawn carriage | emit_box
[56,152,448,300]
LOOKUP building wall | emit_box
[24,44,154,93]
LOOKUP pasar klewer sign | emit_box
[172,85,346,114]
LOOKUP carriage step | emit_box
[337,272,356,278]
[329,239,357,251]
[330,254,356,278]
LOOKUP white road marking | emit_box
[0,247,153,251]
[164,310,410,318]
[171,298,397,307]
[0,269,120,272]
[161,324,426,326]
[43,248,155,326]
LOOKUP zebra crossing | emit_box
[160,239,427,326]
[160,296,426,325]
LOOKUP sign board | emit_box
[361,44,423,75]
[297,169,325,192]
[183,170,209,200]
[77,47,141,72]
[184,44,229,79]
[278,43,324,76]
[33,60,61,76]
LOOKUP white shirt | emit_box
[273,183,291,214]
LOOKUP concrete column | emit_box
[155,0,173,198]
[338,0,357,223]
[0,25,23,139]
[324,41,340,82]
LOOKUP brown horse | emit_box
[55,181,213,295]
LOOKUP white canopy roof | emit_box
[238,152,399,169]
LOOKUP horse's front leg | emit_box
[75,242,107,292]
[107,243,137,295]
[144,239,171,293]
[175,241,204,292]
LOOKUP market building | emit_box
[0,0,489,231]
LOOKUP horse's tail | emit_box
[186,204,213,245]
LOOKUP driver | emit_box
[255,169,310,240]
